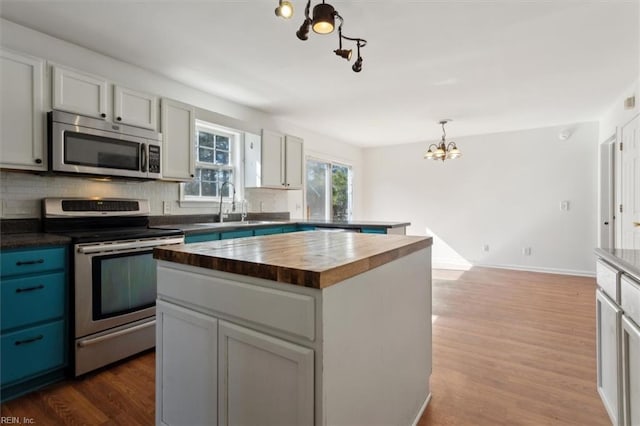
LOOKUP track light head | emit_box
[296,18,311,40]
[352,56,363,72]
[275,0,294,19]
[312,3,336,34]
[334,48,352,61]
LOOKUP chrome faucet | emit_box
[219,181,236,223]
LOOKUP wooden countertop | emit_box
[154,231,432,289]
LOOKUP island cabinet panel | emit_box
[156,300,218,426]
[218,320,314,426]
[157,264,316,341]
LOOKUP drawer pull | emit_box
[15,335,44,346]
[15,259,45,266]
[16,284,45,293]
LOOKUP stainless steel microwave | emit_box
[48,110,162,179]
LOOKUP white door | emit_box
[619,114,640,249]
[0,48,46,171]
[600,135,616,249]
[52,65,107,119]
[218,320,314,426]
[622,315,640,426]
[113,85,158,130]
[597,289,623,426]
[284,135,304,189]
[160,98,195,181]
[261,129,284,188]
[156,300,218,426]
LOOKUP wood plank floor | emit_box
[1,267,609,425]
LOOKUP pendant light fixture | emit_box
[277,0,368,73]
[424,120,462,162]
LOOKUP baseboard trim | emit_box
[432,259,595,277]
[411,392,432,426]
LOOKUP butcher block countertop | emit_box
[154,231,432,289]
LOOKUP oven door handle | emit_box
[77,319,156,347]
[77,237,184,254]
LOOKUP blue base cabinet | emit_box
[0,245,68,402]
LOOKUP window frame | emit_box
[179,120,243,206]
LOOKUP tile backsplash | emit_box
[0,171,291,218]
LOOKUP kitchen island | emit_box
[154,231,432,426]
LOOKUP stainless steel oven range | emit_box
[43,198,183,376]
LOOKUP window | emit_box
[306,158,353,221]
[182,121,241,201]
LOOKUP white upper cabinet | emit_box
[113,85,158,130]
[245,129,303,189]
[52,65,108,119]
[284,135,304,189]
[261,129,285,188]
[161,98,195,181]
[0,48,46,171]
[244,132,262,188]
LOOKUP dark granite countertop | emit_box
[595,248,640,282]
[1,232,72,249]
[152,219,410,235]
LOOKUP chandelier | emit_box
[274,0,368,73]
[424,120,462,162]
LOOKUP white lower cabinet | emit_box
[156,300,314,426]
[622,315,640,426]
[156,300,218,426]
[597,288,623,426]
[218,320,314,426]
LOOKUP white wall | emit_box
[0,19,363,218]
[362,122,599,275]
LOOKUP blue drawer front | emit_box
[254,227,283,236]
[185,233,221,243]
[1,247,66,277]
[221,230,253,240]
[1,272,65,332]
[1,320,65,386]
[361,228,387,234]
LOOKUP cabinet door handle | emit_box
[35,158,42,164]
[15,259,44,266]
[16,284,45,293]
[117,116,122,122]
[100,113,106,118]
[15,335,44,346]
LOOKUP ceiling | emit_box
[0,0,638,146]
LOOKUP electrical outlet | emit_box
[522,247,532,256]
[163,201,172,215]
[482,244,490,252]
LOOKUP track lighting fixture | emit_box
[275,0,294,19]
[275,0,368,73]
[296,18,311,40]
[311,2,335,34]
[351,40,364,72]
[424,120,462,162]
